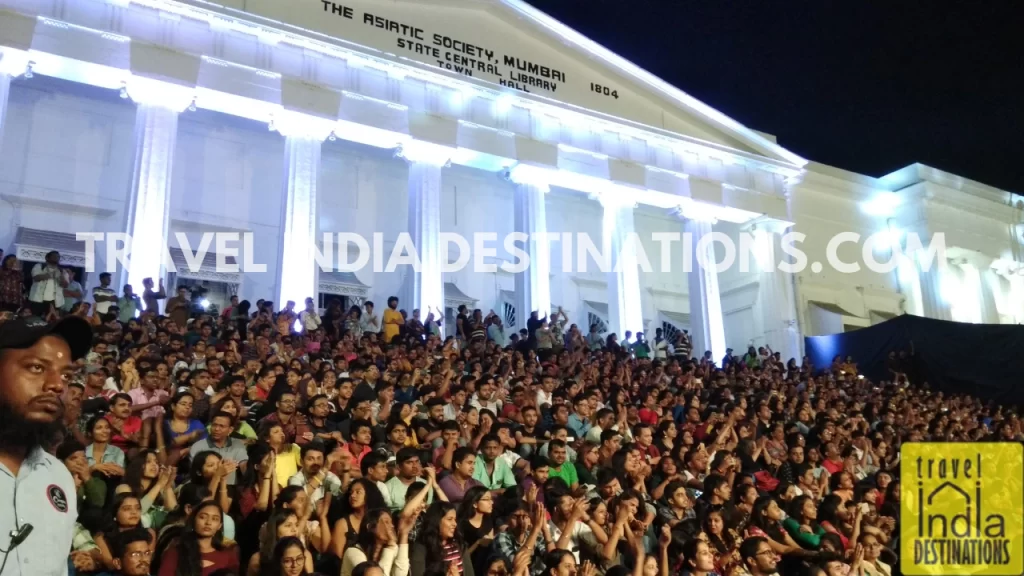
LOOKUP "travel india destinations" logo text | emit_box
[901,442,1023,575]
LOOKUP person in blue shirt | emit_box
[566,394,592,440]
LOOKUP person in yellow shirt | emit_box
[261,422,302,488]
[382,296,403,344]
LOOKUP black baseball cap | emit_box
[0,316,93,360]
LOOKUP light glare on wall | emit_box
[861,192,901,217]
[940,269,963,305]
[494,94,515,115]
[873,227,904,252]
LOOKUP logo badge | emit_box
[901,442,1023,575]
[46,484,68,513]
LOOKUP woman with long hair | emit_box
[247,508,315,576]
[238,442,280,520]
[211,396,258,442]
[152,484,213,572]
[86,416,127,479]
[702,509,738,574]
[275,486,332,554]
[456,487,494,576]
[270,536,313,576]
[185,450,235,514]
[118,449,178,529]
[235,443,280,569]
[678,539,716,576]
[163,392,208,464]
[653,420,676,458]
[543,550,597,576]
[340,507,414,576]
[783,495,826,550]
[94,493,156,570]
[330,478,388,558]
[411,502,469,576]
[745,496,806,558]
[818,494,860,552]
[157,501,239,576]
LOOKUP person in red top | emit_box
[634,423,661,466]
[821,441,844,475]
[500,385,525,423]
[637,390,661,426]
[237,443,278,521]
[105,392,143,453]
[157,501,239,576]
[341,418,373,467]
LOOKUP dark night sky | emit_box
[524,0,1024,192]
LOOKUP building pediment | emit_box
[181,0,801,167]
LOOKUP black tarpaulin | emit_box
[804,314,1024,405]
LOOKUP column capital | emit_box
[992,259,1024,278]
[961,252,996,272]
[669,198,717,224]
[126,76,194,112]
[741,216,794,235]
[0,50,30,79]
[395,140,455,168]
[505,164,551,193]
[272,109,335,141]
[590,190,636,210]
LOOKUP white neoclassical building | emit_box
[0,0,1021,361]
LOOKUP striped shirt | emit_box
[674,336,692,361]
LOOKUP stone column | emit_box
[600,195,644,339]
[0,51,30,153]
[978,268,1000,324]
[512,182,552,325]
[122,79,193,298]
[683,217,727,360]
[916,253,952,321]
[744,217,801,360]
[958,254,998,324]
[1008,270,1024,323]
[275,112,334,307]
[0,73,11,151]
[398,142,451,322]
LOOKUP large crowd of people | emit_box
[2,258,1023,576]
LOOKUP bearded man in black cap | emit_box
[0,315,92,575]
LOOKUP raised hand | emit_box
[659,524,672,548]
[157,465,174,486]
[220,459,238,478]
[398,508,421,536]
[579,560,597,576]
[533,501,546,526]
[512,548,532,576]
[317,492,331,519]
[850,543,865,570]
[525,484,538,506]
[615,501,633,525]
[571,498,589,522]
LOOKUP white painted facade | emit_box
[0,0,1020,359]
